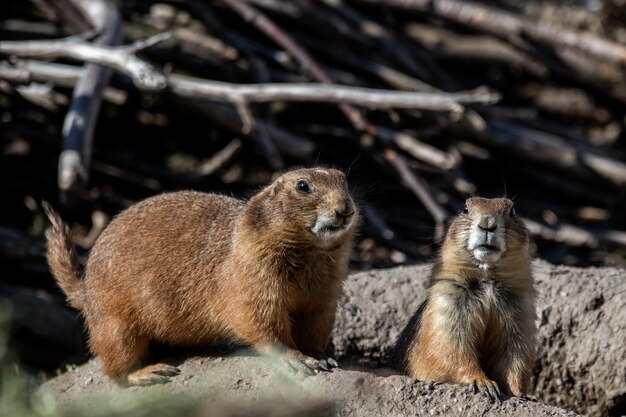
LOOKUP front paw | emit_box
[469,376,503,403]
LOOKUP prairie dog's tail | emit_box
[42,201,85,310]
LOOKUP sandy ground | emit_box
[41,261,624,416]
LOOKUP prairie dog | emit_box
[44,168,358,386]
[401,197,537,400]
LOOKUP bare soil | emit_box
[40,261,624,416]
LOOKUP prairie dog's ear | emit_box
[268,178,283,198]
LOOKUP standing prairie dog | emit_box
[402,197,537,401]
[44,168,358,386]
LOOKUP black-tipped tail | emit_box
[42,201,85,310]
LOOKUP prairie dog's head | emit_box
[247,168,358,248]
[442,197,529,269]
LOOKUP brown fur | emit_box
[44,168,359,385]
[403,197,537,399]
[42,201,84,310]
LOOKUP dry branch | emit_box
[195,138,243,177]
[523,218,626,248]
[5,58,500,111]
[376,126,458,169]
[384,149,448,240]
[234,100,285,170]
[480,119,626,186]
[357,0,626,65]
[405,23,550,79]
[12,60,317,160]
[169,76,498,110]
[15,83,68,111]
[172,27,239,61]
[0,62,31,84]
[39,0,91,33]
[0,33,169,91]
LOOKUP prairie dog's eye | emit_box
[296,179,311,194]
[462,205,469,215]
[510,206,517,217]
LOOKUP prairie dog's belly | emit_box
[425,279,502,341]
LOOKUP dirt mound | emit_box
[41,261,624,416]
[41,356,576,417]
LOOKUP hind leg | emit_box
[89,320,179,386]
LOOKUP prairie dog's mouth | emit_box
[317,223,344,234]
[467,225,506,265]
[470,245,504,266]
[311,212,354,238]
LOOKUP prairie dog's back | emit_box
[83,191,244,337]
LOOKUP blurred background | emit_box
[1,0,626,384]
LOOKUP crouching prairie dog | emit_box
[399,197,537,401]
[44,168,359,386]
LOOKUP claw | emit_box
[492,381,503,404]
[152,366,181,376]
[328,358,339,368]
[283,350,335,376]
[483,388,491,400]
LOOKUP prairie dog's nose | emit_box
[336,198,355,218]
[477,216,497,232]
